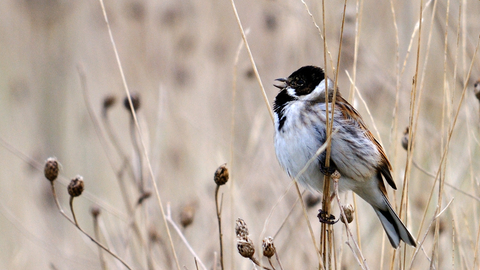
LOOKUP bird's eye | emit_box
[297,79,305,86]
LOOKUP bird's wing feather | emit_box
[335,96,396,190]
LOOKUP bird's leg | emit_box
[317,170,341,224]
[330,170,341,201]
[318,154,337,176]
[317,209,337,224]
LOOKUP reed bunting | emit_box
[273,65,416,248]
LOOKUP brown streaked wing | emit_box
[335,96,396,190]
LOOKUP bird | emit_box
[272,65,416,248]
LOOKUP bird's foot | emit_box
[317,209,338,224]
[319,165,337,176]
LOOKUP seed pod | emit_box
[91,205,101,218]
[103,95,116,110]
[401,126,409,150]
[474,80,480,101]
[237,237,255,258]
[180,203,195,228]
[235,218,249,239]
[68,176,84,197]
[214,163,229,186]
[340,204,355,224]
[305,193,321,208]
[262,236,276,258]
[123,93,141,112]
[44,157,59,182]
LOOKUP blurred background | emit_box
[1,0,480,269]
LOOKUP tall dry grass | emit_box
[1,0,480,269]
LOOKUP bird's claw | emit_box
[320,165,337,176]
[317,209,338,224]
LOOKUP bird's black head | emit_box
[275,66,325,96]
[273,66,326,131]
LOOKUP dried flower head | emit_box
[91,205,101,218]
[474,80,480,101]
[305,192,321,208]
[103,95,116,111]
[44,157,59,182]
[214,163,229,186]
[340,204,355,224]
[331,170,341,181]
[123,93,141,112]
[68,175,84,197]
[180,203,196,228]
[137,191,152,205]
[235,218,249,239]
[149,226,161,242]
[262,236,276,258]
[401,126,410,151]
[237,237,255,258]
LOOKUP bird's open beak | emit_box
[274,78,287,89]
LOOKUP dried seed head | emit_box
[44,157,59,182]
[137,191,152,205]
[262,236,276,258]
[474,80,480,101]
[91,205,101,218]
[123,93,141,112]
[235,218,249,239]
[103,95,116,110]
[401,127,409,150]
[180,203,195,228]
[331,170,341,181]
[237,237,255,258]
[305,193,321,208]
[68,175,84,197]
[214,163,229,186]
[340,204,355,224]
[149,226,160,242]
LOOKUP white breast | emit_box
[274,101,327,192]
[274,100,380,194]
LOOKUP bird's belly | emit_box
[275,120,364,194]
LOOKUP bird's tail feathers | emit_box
[374,195,417,248]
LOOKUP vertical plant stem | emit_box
[93,213,108,270]
[320,0,332,268]
[215,185,225,270]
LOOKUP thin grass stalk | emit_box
[350,0,364,253]
[348,0,363,102]
[414,1,462,259]
[229,0,273,123]
[460,1,480,261]
[300,0,334,67]
[78,66,155,268]
[78,66,146,239]
[409,0,443,267]
[92,211,107,270]
[50,182,133,270]
[96,1,180,269]
[165,205,208,270]
[409,34,480,267]
[215,185,225,270]
[327,1,348,267]
[473,222,480,268]
[402,0,424,259]
[320,0,332,268]
[229,36,245,270]
[293,182,324,270]
[387,6,401,267]
[266,132,335,270]
[333,179,368,270]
